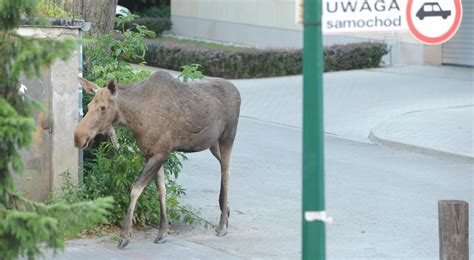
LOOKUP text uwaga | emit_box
[325,0,403,30]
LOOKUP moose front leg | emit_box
[117,154,167,249]
[154,166,168,244]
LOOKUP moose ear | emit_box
[107,77,117,95]
[78,77,99,94]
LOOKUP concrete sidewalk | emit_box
[370,106,473,162]
[43,230,240,259]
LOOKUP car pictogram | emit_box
[416,2,451,20]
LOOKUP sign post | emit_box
[302,0,326,259]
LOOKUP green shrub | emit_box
[324,43,388,71]
[36,0,73,19]
[144,43,301,78]
[81,129,191,226]
[141,5,171,18]
[178,64,204,82]
[87,14,154,84]
[125,17,171,37]
[143,41,388,79]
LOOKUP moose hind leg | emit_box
[216,140,233,237]
[118,154,166,249]
[154,166,169,244]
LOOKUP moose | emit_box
[74,71,241,249]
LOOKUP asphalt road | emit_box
[176,116,473,259]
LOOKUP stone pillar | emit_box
[15,23,84,201]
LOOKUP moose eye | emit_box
[100,106,106,111]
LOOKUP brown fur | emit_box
[74,71,240,248]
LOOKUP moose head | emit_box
[74,78,120,150]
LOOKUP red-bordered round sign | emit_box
[407,0,463,44]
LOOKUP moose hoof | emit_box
[216,228,227,237]
[154,234,167,244]
[117,237,130,249]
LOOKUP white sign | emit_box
[406,0,463,44]
[322,0,409,33]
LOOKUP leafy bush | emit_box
[141,5,171,18]
[126,17,171,37]
[178,64,204,82]
[324,43,388,71]
[81,130,192,226]
[36,0,73,19]
[86,14,154,84]
[144,43,301,78]
[143,41,388,79]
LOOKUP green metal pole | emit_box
[302,0,325,259]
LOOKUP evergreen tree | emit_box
[0,1,113,259]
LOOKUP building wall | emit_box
[172,0,301,31]
[171,0,440,65]
[172,0,302,48]
[14,27,81,202]
[442,0,474,66]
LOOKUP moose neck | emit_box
[114,90,142,133]
[112,80,168,140]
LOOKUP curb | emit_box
[43,235,241,260]
[368,131,474,163]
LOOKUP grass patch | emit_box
[148,35,249,52]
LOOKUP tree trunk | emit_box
[71,0,118,36]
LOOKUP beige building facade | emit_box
[171,0,473,66]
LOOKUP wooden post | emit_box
[438,200,469,260]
